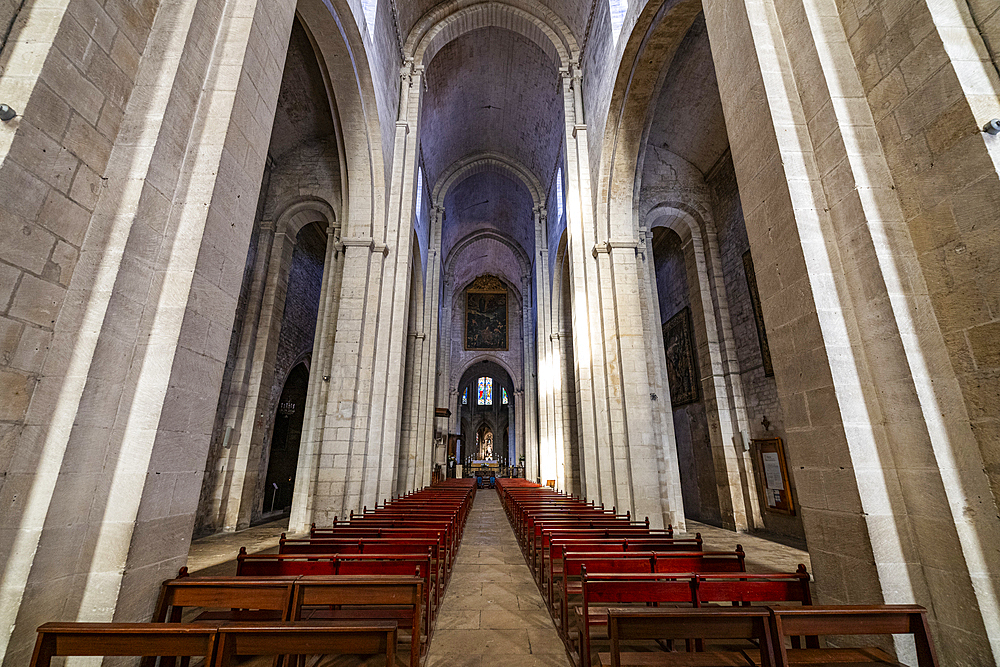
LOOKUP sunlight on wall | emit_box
[362,0,377,36]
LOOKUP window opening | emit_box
[415,166,423,222]
[609,0,627,45]
[556,167,564,222]
[362,0,377,34]
[502,387,509,405]
[477,377,493,405]
[462,387,468,405]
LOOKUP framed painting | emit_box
[663,306,699,406]
[742,250,774,376]
[466,275,508,351]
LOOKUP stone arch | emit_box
[458,354,520,390]
[406,0,579,69]
[595,0,702,242]
[433,152,545,208]
[296,0,387,239]
[445,229,532,285]
[274,197,340,238]
[645,200,760,530]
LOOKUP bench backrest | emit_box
[582,573,695,606]
[695,567,811,605]
[769,605,937,667]
[606,608,775,667]
[563,553,655,577]
[214,622,397,667]
[152,577,295,622]
[652,549,746,573]
[32,623,217,667]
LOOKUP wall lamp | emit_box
[0,104,17,122]
[985,119,1000,135]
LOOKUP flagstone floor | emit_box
[424,490,571,667]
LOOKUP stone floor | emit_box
[425,490,572,667]
[186,517,289,574]
[685,521,811,575]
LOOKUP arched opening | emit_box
[650,225,717,524]
[194,13,341,536]
[262,363,309,518]
[456,360,516,476]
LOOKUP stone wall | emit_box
[838,0,1000,516]
[709,154,804,542]
[0,0,158,467]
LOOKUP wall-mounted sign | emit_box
[752,437,794,514]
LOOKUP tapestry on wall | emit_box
[466,274,508,351]
[663,306,699,406]
[742,250,775,377]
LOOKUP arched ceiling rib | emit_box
[400,0,584,63]
[420,27,563,195]
[442,171,535,264]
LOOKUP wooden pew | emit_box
[768,605,938,667]
[235,552,434,633]
[559,555,656,636]
[290,575,423,667]
[149,575,296,624]
[602,607,776,667]
[279,536,445,601]
[558,551,746,636]
[214,621,397,667]
[579,572,697,667]
[32,623,218,667]
[546,537,705,604]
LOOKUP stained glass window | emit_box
[502,387,508,405]
[477,377,493,405]
[462,388,468,405]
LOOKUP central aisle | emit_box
[426,489,571,667]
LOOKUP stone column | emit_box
[637,228,685,530]
[560,64,605,502]
[292,226,344,529]
[0,0,299,662]
[521,273,540,484]
[415,205,446,488]
[206,220,277,531]
[703,0,1000,662]
[305,60,425,524]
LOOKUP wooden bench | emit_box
[768,605,937,667]
[214,621,397,667]
[290,575,423,667]
[32,623,217,667]
[602,608,775,667]
[579,572,698,667]
[149,575,296,624]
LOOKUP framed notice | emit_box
[752,437,794,514]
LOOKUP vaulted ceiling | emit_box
[268,18,335,160]
[422,25,564,268]
[644,14,728,176]
[420,27,563,194]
